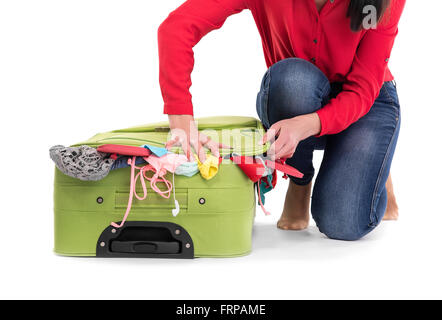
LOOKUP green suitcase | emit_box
[53,116,269,258]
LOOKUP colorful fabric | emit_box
[258,175,272,206]
[175,161,199,177]
[146,153,188,177]
[196,154,220,180]
[230,155,267,182]
[97,144,151,157]
[141,144,169,157]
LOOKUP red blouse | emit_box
[158,0,406,136]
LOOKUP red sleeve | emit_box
[316,0,406,136]
[158,0,249,115]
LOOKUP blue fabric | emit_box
[111,156,146,170]
[256,58,401,241]
[141,144,169,157]
[175,161,199,177]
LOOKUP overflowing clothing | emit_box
[50,144,211,182]
[49,142,292,225]
[196,154,220,180]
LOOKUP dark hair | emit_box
[347,0,391,32]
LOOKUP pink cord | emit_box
[111,157,173,228]
[111,157,137,228]
[142,166,172,199]
[257,179,271,216]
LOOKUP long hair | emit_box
[347,0,391,31]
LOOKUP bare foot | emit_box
[277,180,311,230]
[383,174,399,221]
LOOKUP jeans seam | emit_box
[320,79,331,105]
[263,67,272,128]
[369,112,400,227]
[382,82,400,119]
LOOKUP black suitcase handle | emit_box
[111,240,180,254]
[96,221,194,259]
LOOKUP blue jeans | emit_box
[256,58,401,241]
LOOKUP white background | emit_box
[0,0,441,300]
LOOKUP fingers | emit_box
[267,141,276,160]
[205,139,221,158]
[274,143,296,160]
[218,142,232,150]
[167,131,216,162]
[260,123,281,145]
[166,117,227,162]
[206,137,232,158]
[190,132,206,163]
[167,129,193,161]
[165,136,179,150]
[272,134,288,159]
[180,135,193,161]
[197,141,206,162]
[167,125,295,161]
[268,133,298,160]
[168,114,196,161]
[183,138,193,161]
[198,134,223,160]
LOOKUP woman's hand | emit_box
[165,115,222,162]
[260,113,322,160]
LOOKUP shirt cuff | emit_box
[315,109,330,137]
[163,102,194,115]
